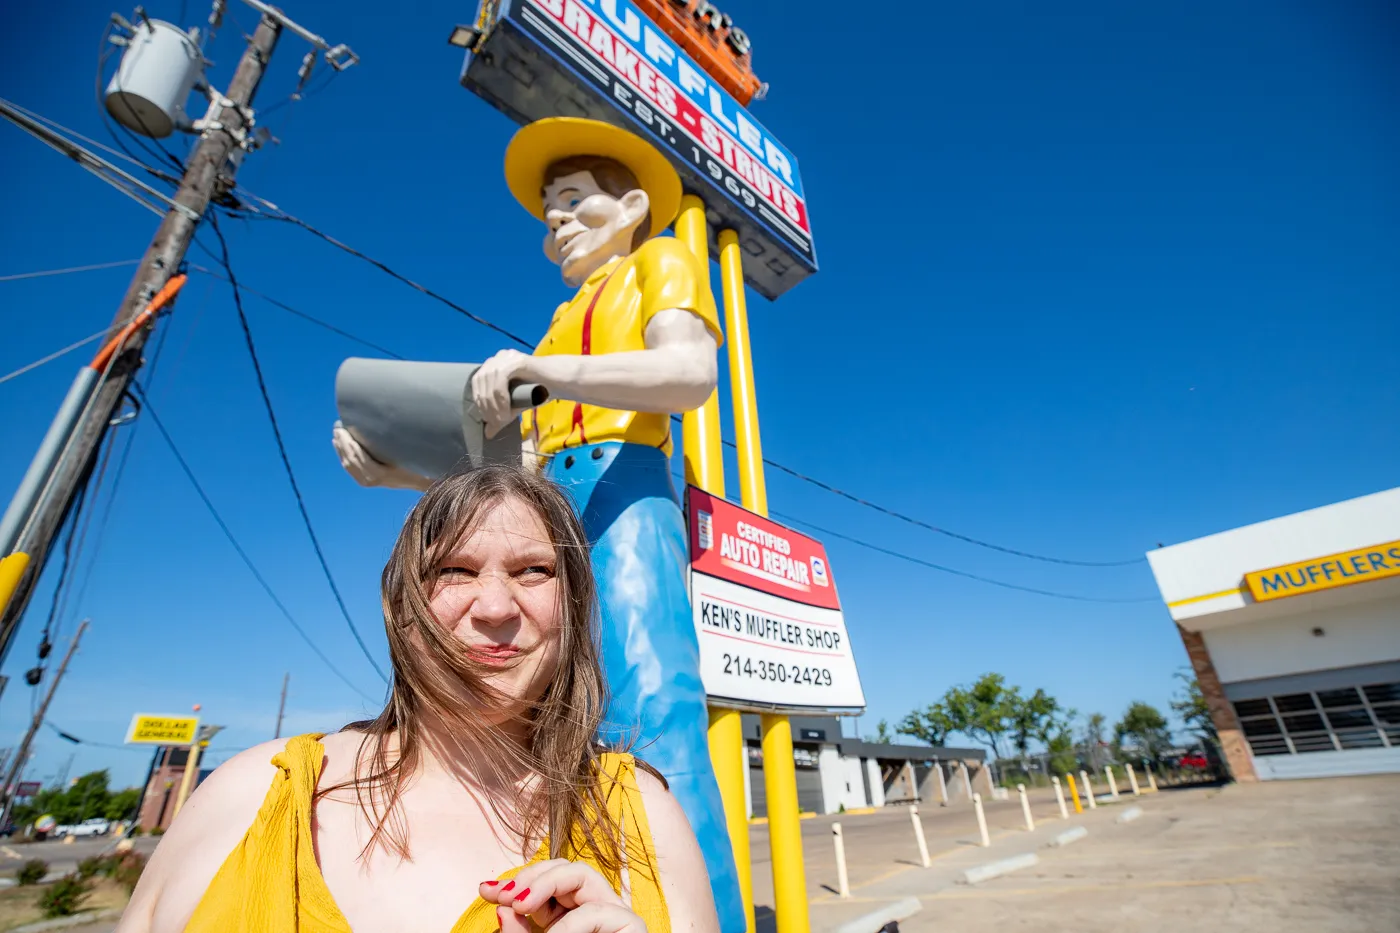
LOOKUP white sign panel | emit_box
[687,488,865,713]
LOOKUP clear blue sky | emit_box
[1,0,1396,788]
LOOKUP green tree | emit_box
[1114,702,1172,758]
[942,673,1018,758]
[1047,725,1079,774]
[897,703,955,746]
[10,770,135,828]
[1082,712,1107,767]
[104,787,142,822]
[866,719,894,744]
[1008,688,1068,756]
[1171,669,1216,741]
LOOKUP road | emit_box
[0,835,160,879]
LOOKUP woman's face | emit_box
[428,495,563,711]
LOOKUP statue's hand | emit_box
[470,349,533,438]
[331,421,431,491]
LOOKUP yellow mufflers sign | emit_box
[1246,539,1400,602]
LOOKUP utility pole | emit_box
[0,621,88,830]
[274,672,289,739]
[0,15,284,664]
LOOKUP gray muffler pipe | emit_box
[335,358,548,479]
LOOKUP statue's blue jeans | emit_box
[545,440,744,932]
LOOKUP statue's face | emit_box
[541,170,649,286]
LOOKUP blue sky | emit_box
[1,0,1396,787]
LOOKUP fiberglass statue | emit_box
[331,117,744,931]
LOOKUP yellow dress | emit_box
[184,734,669,932]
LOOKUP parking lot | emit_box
[763,774,1400,933]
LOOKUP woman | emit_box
[117,465,721,933]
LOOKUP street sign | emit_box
[15,781,41,797]
[461,0,816,300]
[687,488,865,714]
[124,714,199,745]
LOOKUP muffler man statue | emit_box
[332,117,744,931]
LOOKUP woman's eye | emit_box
[438,567,475,579]
[518,565,555,582]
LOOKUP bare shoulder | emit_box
[632,764,721,933]
[115,738,291,933]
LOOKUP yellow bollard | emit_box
[675,195,725,497]
[761,714,809,933]
[1066,773,1084,814]
[707,707,754,933]
[0,553,31,617]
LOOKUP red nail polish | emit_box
[514,888,531,902]
[502,881,515,892]
[482,880,499,886]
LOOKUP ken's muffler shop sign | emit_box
[687,488,865,713]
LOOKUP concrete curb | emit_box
[11,907,123,933]
[1047,826,1089,847]
[831,896,922,933]
[1116,806,1143,824]
[958,852,1039,885]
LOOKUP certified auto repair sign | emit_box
[687,488,865,713]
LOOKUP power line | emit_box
[253,203,1145,569]
[0,331,107,386]
[130,383,381,704]
[770,509,1157,604]
[44,721,150,754]
[186,264,405,358]
[230,197,536,349]
[759,458,1144,567]
[0,259,141,283]
[206,215,389,685]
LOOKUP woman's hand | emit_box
[479,859,646,932]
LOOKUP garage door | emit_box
[1233,680,1400,779]
[747,756,825,817]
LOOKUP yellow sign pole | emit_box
[717,230,766,512]
[675,195,725,497]
[707,707,754,933]
[675,196,753,932]
[0,553,30,618]
[170,739,203,821]
[717,228,808,933]
[760,715,809,933]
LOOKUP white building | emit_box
[1147,487,1400,781]
[737,715,988,816]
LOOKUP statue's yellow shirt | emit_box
[523,236,723,456]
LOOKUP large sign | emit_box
[1245,539,1400,602]
[124,714,199,746]
[687,488,864,713]
[462,0,816,300]
[14,781,41,797]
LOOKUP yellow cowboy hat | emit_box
[503,117,682,239]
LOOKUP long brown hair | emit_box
[323,464,623,870]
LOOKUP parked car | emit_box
[53,818,110,837]
[1178,753,1210,770]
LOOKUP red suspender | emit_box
[569,273,613,447]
